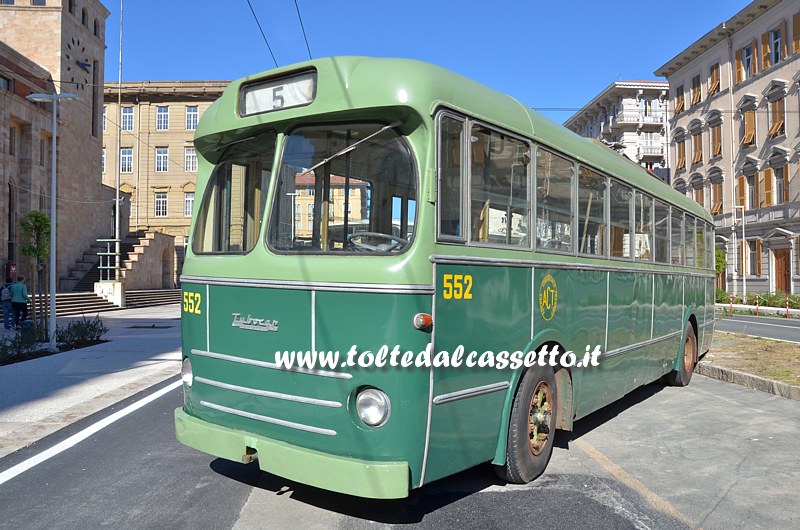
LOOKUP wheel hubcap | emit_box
[528,381,552,456]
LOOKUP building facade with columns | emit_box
[656,0,800,296]
[0,0,114,290]
[102,81,227,276]
[564,81,671,184]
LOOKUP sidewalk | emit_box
[0,304,181,459]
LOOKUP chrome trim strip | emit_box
[432,381,511,405]
[191,349,353,380]
[195,376,342,408]
[200,400,337,436]
[181,275,434,294]
[600,330,683,360]
[700,320,715,329]
[428,254,715,279]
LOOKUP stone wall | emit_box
[121,231,175,290]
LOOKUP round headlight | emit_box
[356,388,390,427]
[181,357,193,387]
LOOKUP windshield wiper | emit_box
[296,121,401,177]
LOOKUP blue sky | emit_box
[103,0,751,122]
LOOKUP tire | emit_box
[665,321,697,387]
[494,365,558,484]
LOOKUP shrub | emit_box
[56,315,109,345]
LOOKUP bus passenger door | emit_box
[424,264,532,485]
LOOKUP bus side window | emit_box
[635,192,653,261]
[535,148,574,253]
[578,166,607,257]
[685,215,697,268]
[671,209,685,265]
[653,199,670,264]
[609,179,632,259]
[438,115,465,241]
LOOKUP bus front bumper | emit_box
[174,407,410,499]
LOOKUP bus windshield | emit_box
[268,123,417,253]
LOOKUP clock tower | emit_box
[0,0,113,288]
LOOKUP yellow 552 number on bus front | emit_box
[183,291,202,315]
[442,274,473,300]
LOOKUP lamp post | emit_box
[25,91,77,352]
[734,204,746,300]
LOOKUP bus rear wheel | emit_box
[495,365,558,484]
[665,322,697,387]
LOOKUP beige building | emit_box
[656,0,800,296]
[564,81,671,183]
[102,81,227,274]
[0,0,114,290]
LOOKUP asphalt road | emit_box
[715,313,800,342]
[0,372,798,529]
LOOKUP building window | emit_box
[156,106,169,131]
[708,63,720,96]
[184,147,197,172]
[33,0,46,5]
[691,75,701,106]
[741,110,756,147]
[710,123,722,158]
[0,75,11,92]
[738,44,755,83]
[768,97,785,138]
[155,147,169,172]
[120,148,133,173]
[749,240,762,276]
[676,139,686,170]
[674,86,685,114]
[121,107,134,131]
[8,126,16,157]
[102,148,106,173]
[769,25,784,66]
[747,174,758,210]
[692,133,703,164]
[81,7,88,26]
[94,18,100,37]
[103,106,107,131]
[0,0,15,5]
[39,138,46,167]
[155,192,168,217]
[711,181,723,214]
[184,192,194,217]
[186,106,199,130]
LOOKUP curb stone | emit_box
[696,362,800,401]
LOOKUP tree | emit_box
[715,244,727,276]
[19,211,50,340]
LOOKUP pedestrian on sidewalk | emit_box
[1,278,12,330]
[10,276,28,329]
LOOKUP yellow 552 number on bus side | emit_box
[183,291,202,315]
[442,274,473,300]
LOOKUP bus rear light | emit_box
[412,313,433,330]
[356,388,391,427]
[181,358,193,387]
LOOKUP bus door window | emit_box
[671,208,685,265]
[609,180,632,259]
[685,215,696,267]
[468,124,530,247]
[653,199,670,264]
[578,166,607,257]
[635,192,654,261]
[437,115,465,241]
[535,148,574,252]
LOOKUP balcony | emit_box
[638,145,664,157]
[610,112,664,129]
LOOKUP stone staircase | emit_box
[30,289,182,317]
[62,232,144,293]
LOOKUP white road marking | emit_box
[0,379,182,486]
[721,318,799,330]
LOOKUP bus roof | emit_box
[195,56,710,223]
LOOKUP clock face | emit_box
[65,36,91,90]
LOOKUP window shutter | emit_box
[781,20,789,59]
[762,32,771,70]
[735,49,743,83]
[764,168,773,206]
[752,39,760,73]
[755,171,761,208]
[794,12,800,54]
[737,176,746,207]
[755,239,762,276]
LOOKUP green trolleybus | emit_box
[175,57,715,499]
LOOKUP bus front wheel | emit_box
[495,365,558,484]
[665,322,697,387]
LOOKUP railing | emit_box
[611,112,664,126]
[97,238,120,282]
[639,145,664,156]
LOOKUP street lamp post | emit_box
[734,204,746,300]
[25,91,77,352]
